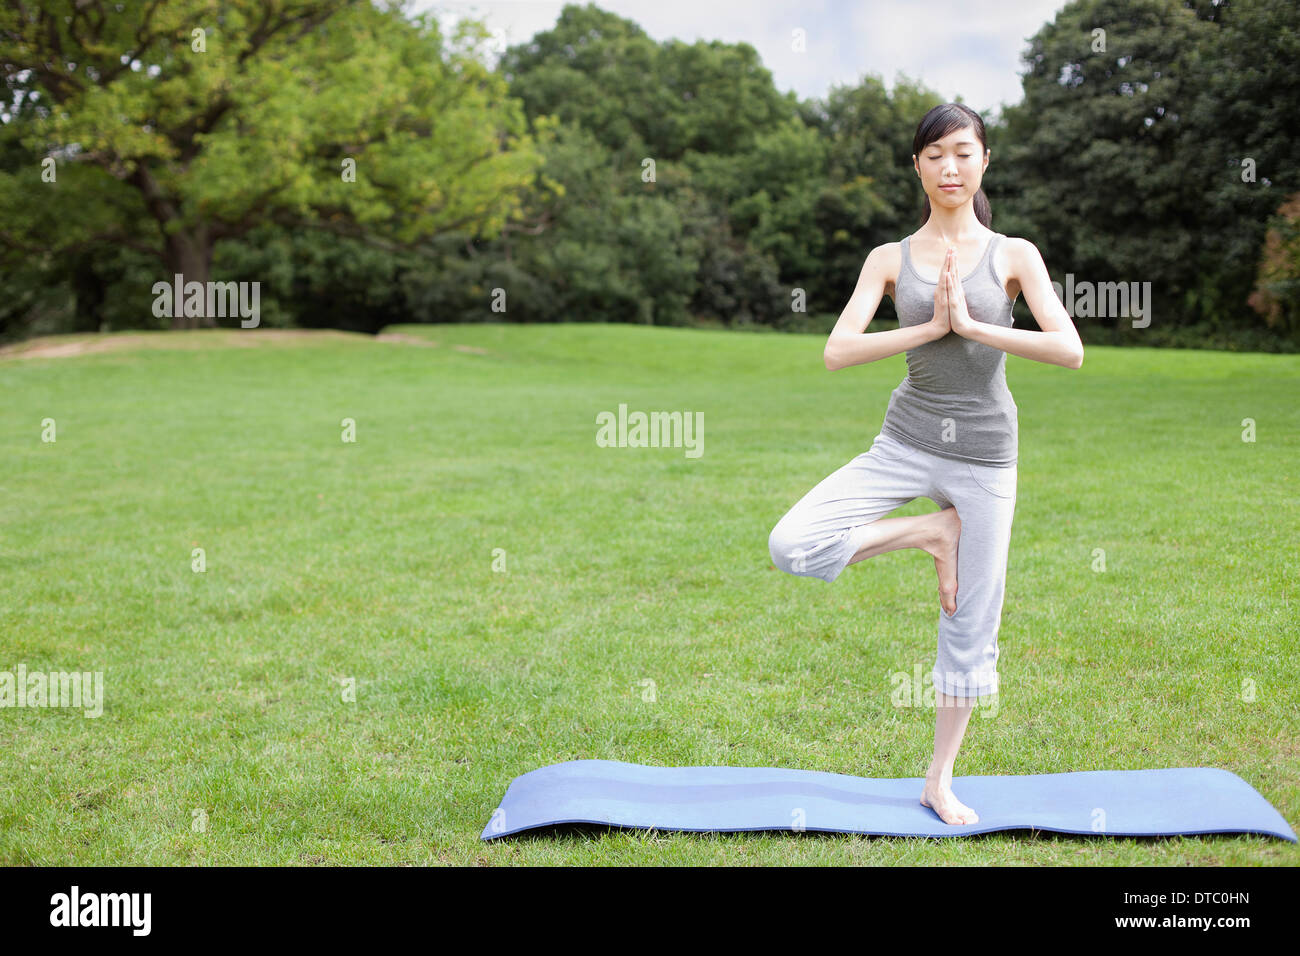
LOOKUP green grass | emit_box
[0,323,1295,865]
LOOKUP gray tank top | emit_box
[879,231,1018,466]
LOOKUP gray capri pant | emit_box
[767,430,1017,698]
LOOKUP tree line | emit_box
[2,0,1296,350]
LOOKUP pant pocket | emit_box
[870,432,921,461]
[966,461,1016,498]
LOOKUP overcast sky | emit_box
[413,0,1071,122]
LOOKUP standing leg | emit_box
[921,693,980,824]
[919,458,1017,824]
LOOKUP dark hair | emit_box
[914,103,991,228]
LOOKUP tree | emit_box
[998,0,1299,341]
[499,3,794,163]
[0,0,544,328]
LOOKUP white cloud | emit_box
[412,0,1070,113]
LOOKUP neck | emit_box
[920,202,984,241]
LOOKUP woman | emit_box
[767,103,1084,826]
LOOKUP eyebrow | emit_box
[928,141,979,149]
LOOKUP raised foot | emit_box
[926,506,961,616]
[920,778,980,825]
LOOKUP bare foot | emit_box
[924,506,960,616]
[920,774,980,825]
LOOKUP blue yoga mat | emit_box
[480,759,1296,842]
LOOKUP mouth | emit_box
[939,184,962,190]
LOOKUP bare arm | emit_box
[824,245,944,370]
[954,238,1084,369]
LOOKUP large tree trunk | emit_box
[69,248,108,332]
[163,228,215,330]
[130,167,215,331]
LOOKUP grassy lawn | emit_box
[0,323,1295,865]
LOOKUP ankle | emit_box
[925,763,953,785]
[919,513,945,554]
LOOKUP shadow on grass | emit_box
[483,822,1274,845]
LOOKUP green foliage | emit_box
[1,0,1295,348]
[0,0,545,328]
[499,3,795,161]
[996,0,1299,345]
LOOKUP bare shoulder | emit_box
[864,241,901,267]
[999,236,1045,276]
[864,241,902,295]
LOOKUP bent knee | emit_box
[768,522,798,574]
[769,520,818,576]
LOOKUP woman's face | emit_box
[913,125,990,210]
